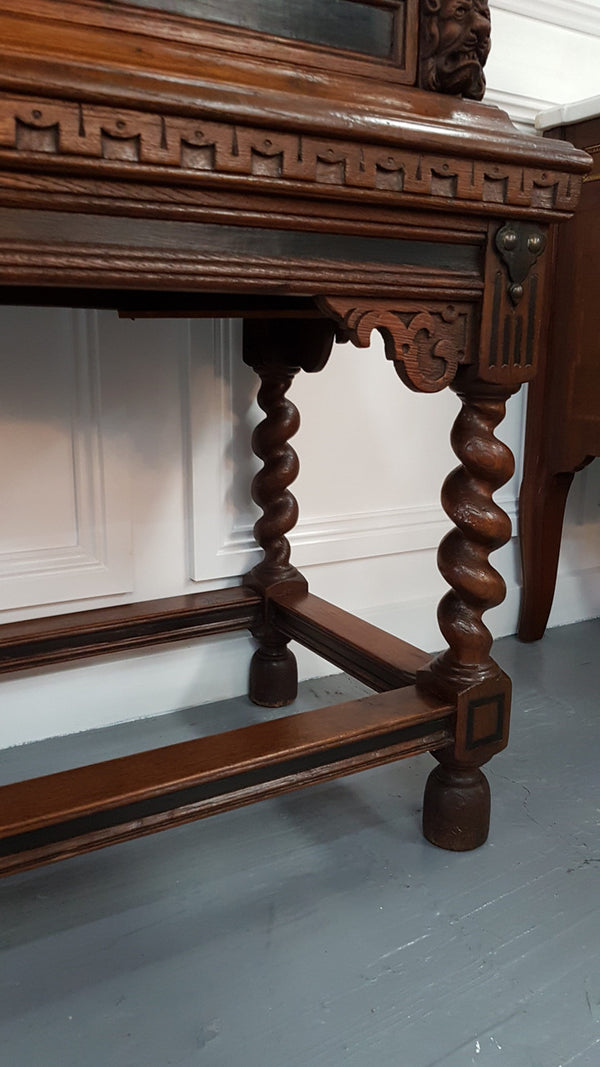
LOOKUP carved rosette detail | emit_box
[434,390,515,684]
[321,298,472,393]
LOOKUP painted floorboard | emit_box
[0,620,599,1066]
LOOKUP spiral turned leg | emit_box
[248,365,303,593]
[420,383,516,850]
[435,387,515,684]
[241,319,336,708]
[245,359,303,706]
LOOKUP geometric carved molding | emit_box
[0,93,583,216]
[186,320,518,583]
[0,308,133,616]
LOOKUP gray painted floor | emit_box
[1,620,599,1067]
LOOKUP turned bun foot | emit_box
[422,763,490,851]
[249,645,298,707]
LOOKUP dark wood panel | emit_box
[0,209,482,273]
[106,0,400,60]
[0,208,485,298]
[271,589,431,690]
[0,685,454,875]
[0,588,261,673]
[0,254,480,300]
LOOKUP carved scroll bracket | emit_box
[319,297,474,393]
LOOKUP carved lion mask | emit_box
[420,0,491,101]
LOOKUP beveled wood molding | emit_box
[0,92,585,218]
[269,588,431,691]
[0,255,479,300]
[0,589,261,674]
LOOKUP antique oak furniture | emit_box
[0,0,589,875]
[518,98,600,642]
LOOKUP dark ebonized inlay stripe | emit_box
[0,719,450,858]
[502,312,512,366]
[526,274,538,365]
[0,210,480,273]
[489,272,503,367]
[513,314,523,366]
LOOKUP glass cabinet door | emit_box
[104,0,414,67]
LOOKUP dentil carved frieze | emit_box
[0,94,581,215]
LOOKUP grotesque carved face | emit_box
[420,0,491,101]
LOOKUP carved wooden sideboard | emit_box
[0,0,589,875]
[518,98,600,642]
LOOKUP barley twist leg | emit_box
[420,383,516,850]
[242,318,334,707]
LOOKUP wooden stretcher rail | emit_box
[0,588,261,674]
[0,686,454,877]
[270,588,431,690]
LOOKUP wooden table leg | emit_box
[419,380,516,850]
[242,318,335,707]
[518,462,575,642]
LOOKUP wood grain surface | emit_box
[0,685,453,876]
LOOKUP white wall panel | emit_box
[0,308,132,615]
[487,2,600,124]
[1,5,600,746]
[492,1,600,38]
[188,328,521,576]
